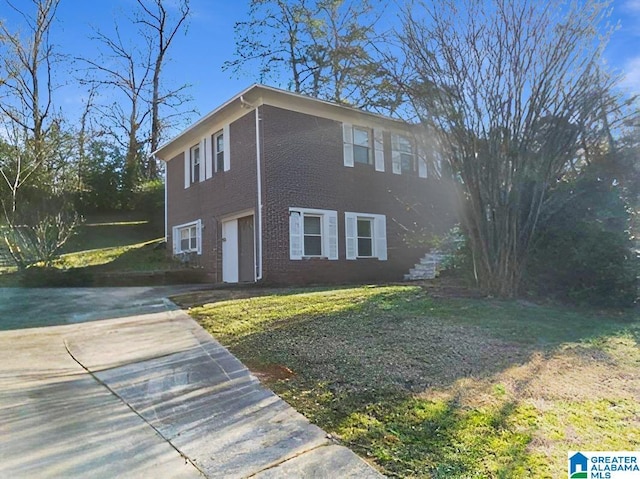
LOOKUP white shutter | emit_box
[205,135,213,179]
[418,159,427,178]
[196,219,202,254]
[183,149,190,188]
[374,129,385,172]
[374,214,387,261]
[342,123,354,167]
[289,211,303,260]
[417,144,428,178]
[223,124,231,171]
[172,226,178,254]
[324,212,338,260]
[391,134,402,174]
[199,139,206,182]
[345,213,357,260]
[434,153,443,176]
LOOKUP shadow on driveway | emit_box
[0,286,204,330]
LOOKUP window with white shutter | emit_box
[214,130,224,173]
[345,212,387,260]
[190,144,201,183]
[289,208,338,260]
[391,134,414,175]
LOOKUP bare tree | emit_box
[396,0,622,297]
[0,0,61,218]
[226,0,399,112]
[0,0,59,217]
[135,0,191,175]
[81,24,153,176]
[81,0,191,180]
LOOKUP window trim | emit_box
[190,144,201,183]
[302,214,323,257]
[345,212,387,261]
[356,217,374,258]
[172,219,202,255]
[391,133,415,175]
[352,126,372,166]
[289,207,338,260]
[214,130,224,173]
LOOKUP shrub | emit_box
[525,176,637,308]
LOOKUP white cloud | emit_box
[620,55,640,94]
[625,0,640,12]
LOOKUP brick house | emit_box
[154,84,456,284]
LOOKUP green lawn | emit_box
[0,213,185,285]
[178,285,640,479]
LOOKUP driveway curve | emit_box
[0,287,382,478]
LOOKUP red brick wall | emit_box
[165,110,258,280]
[165,103,457,285]
[259,105,457,285]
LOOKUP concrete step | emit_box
[413,262,436,271]
[408,269,436,280]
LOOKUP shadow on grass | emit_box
[0,241,200,287]
[62,213,163,254]
[190,285,639,478]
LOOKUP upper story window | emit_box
[214,131,224,173]
[343,123,385,171]
[190,144,200,183]
[391,134,415,175]
[352,127,372,165]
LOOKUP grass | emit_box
[0,213,185,285]
[177,285,640,478]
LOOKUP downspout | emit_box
[162,158,168,243]
[240,95,263,282]
[255,106,263,281]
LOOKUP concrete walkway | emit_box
[0,289,382,478]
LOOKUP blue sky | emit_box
[2,0,639,130]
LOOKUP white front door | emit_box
[222,219,238,283]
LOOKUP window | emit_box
[289,208,338,260]
[345,212,387,260]
[303,215,322,256]
[215,131,224,172]
[343,123,384,170]
[172,220,202,255]
[191,144,200,183]
[180,225,197,252]
[357,218,373,257]
[391,134,414,174]
[353,127,372,165]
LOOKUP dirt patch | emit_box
[248,363,296,383]
[420,341,640,408]
[171,288,277,309]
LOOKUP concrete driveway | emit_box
[0,287,382,478]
